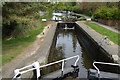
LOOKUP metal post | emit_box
[32,62,41,80]
[93,62,100,78]
[93,61,120,80]
[61,60,65,76]
[74,55,79,66]
[14,69,21,80]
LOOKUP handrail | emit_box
[12,55,79,80]
[93,61,120,78]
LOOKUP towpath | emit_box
[76,21,120,63]
[78,14,120,33]
[91,21,120,34]
[1,22,57,79]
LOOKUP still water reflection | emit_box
[46,28,93,78]
[41,24,119,78]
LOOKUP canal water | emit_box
[41,23,119,79]
[48,26,92,78]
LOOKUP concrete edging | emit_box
[1,22,58,78]
[76,21,120,63]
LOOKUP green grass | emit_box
[85,23,120,46]
[0,55,2,66]
[78,16,86,20]
[2,24,45,66]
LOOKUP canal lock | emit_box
[35,23,120,79]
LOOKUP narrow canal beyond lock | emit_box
[41,23,119,79]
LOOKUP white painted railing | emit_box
[93,61,120,78]
[12,55,79,80]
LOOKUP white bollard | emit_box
[32,62,40,80]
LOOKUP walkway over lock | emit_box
[12,55,120,80]
[12,55,80,80]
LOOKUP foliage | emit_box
[93,6,120,20]
[76,2,120,18]
[2,2,53,39]
[71,5,80,13]
[53,2,80,12]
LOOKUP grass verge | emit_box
[85,23,120,46]
[2,24,45,66]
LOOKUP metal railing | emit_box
[12,55,79,80]
[93,61,120,78]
